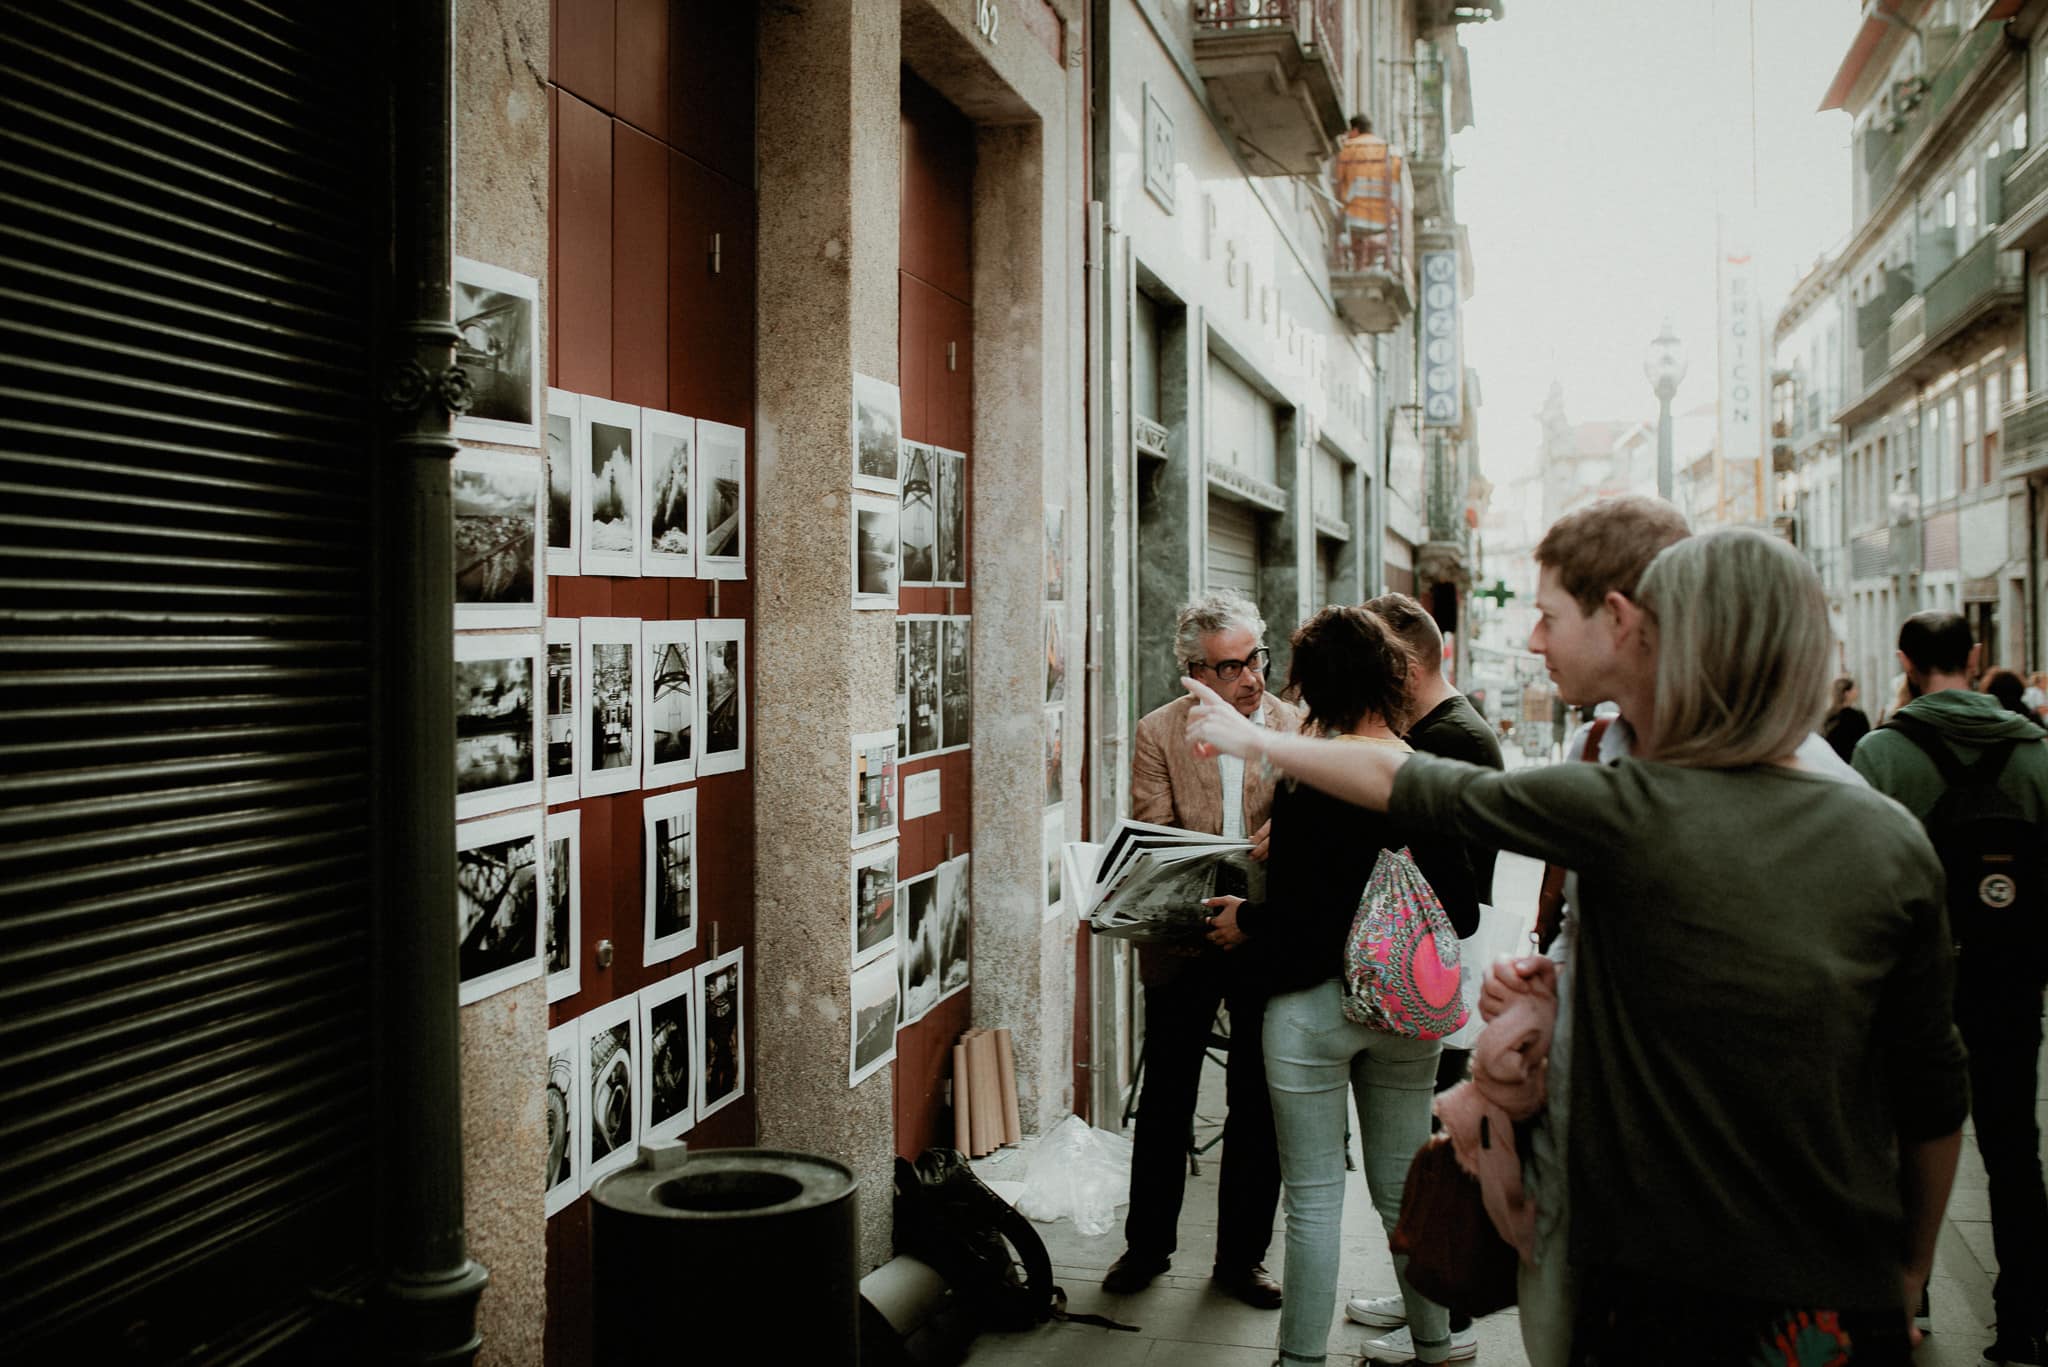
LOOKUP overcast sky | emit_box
[1452,0,1864,480]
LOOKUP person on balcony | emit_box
[1336,115,1400,270]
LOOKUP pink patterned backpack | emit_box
[1342,847,1469,1039]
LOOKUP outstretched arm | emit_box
[1181,676,1409,810]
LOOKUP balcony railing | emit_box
[1887,295,1925,369]
[2003,141,2048,219]
[1329,156,1415,334]
[2001,391,2048,479]
[1860,19,2007,219]
[1856,270,1913,348]
[1191,0,1347,172]
[1410,50,1452,220]
[1924,234,2022,337]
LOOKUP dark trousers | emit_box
[1125,958,1280,1270]
[1957,987,2048,1334]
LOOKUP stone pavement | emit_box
[963,849,2045,1367]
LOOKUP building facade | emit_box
[1771,254,1852,672]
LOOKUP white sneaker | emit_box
[1345,1294,1408,1328]
[1358,1325,1479,1365]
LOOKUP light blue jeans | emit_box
[1264,978,1449,1365]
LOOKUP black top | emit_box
[1823,705,1871,764]
[1234,740,1410,999]
[1404,694,1505,924]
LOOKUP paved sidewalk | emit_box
[964,850,2043,1367]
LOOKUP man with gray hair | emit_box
[1104,589,1301,1307]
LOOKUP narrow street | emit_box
[961,844,2041,1367]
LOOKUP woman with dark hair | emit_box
[1983,667,2035,721]
[1201,606,1461,1366]
[1823,674,1871,763]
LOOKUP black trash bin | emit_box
[591,1145,859,1364]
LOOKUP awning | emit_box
[1819,12,1891,112]
[1971,0,2023,26]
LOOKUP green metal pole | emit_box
[374,0,488,1358]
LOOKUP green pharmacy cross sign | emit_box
[1472,579,1515,608]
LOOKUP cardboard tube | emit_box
[970,1031,1002,1157]
[951,1043,972,1154]
[993,1028,1022,1145]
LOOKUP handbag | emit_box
[1341,846,1469,1040]
[1388,1133,1519,1316]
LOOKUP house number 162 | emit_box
[976,0,1000,42]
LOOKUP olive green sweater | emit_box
[1391,754,1967,1313]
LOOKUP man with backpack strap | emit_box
[1853,611,2048,1367]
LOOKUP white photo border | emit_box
[695,418,747,581]
[849,950,901,1088]
[454,633,543,820]
[851,729,899,849]
[640,618,699,789]
[545,808,581,1004]
[639,407,697,579]
[851,840,899,970]
[642,787,699,968]
[455,808,545,1006]
[896,866,940,1029]
[851,489,901,610]
[577,616,643,798]
[580,992,642,1188]
[544,387,582,576]
[544,617,580,806]
[545,1020,581,1216]
[694,946,747,1121]
[579,395,642,578]
[638,969,698,1143]
[852,371,903,492]
[695,616,747,777]
[451,445,543,630]
[451,256,542,448]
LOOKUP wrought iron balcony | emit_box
[1410,55,1452,221]
[1192,0,1348,175]
[2001,390,2048,479]
[1923,235,2022,339]
[1999,139,2048,249]
[1328,157,1414,335]
[1887,295,1925,370]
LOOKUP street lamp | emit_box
[1643,319,1689,501]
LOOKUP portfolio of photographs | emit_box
[905,618,940,756]
[579,396,640,577]
[642,788,698,967]
[581,994,640,1185]
[454,634,540,819]
[544,388,580,575]
[695,419,747,580]
[852,490,900,608]
[934,447,966,586]
[577,617,641,798]
[544,618,578,804]
[451,446,542,629]
[851,730,898,848]
[935,852,970,1002]
[896,867,940,1027]
[898,442,935,585]
[849,951,899,1087]
[851,842,898,969]
[544,1022,579,1216]
[639,407,695,578]
[638,970,697,1142]
[940,616,971,750]
[451,257,540,447]
[456,810,543,1006]
[695,947,745,1120]
[852,371,902,490]
[545,809,580,1004]
[640,618,697,789]
[696,617,747,776]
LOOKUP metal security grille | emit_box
[0,3,377,1358]
[1205,494,1260,597]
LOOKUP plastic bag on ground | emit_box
[1016,1113,1134,1237]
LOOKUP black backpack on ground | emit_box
[1885,713,2048,984]
[891,1149,1137,1336]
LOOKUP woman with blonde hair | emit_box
[1183,529,1967,1365]
[1823,673,1871,763]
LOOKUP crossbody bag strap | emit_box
[1531,717,1612,952]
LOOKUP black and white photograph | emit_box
[639,407,694,578]
[1043,806,1065,918]
[638,970,696,1142]
[852,730,898,848]
[940,616,971,751]
[1044,605,1067,705]
[898,443,936,585]
[851,491,900,609]
[642,788,697,967]
[452,256,541,447]
[935,447,966,586]
[851,841,898,970]
[581,993,640,1185]
[579,396,641,577]
[455,634,540,819]
[1044,707,1064,808]
[640,618,696,789]
[906,617,940,757]
[545,618,578,805]
[696,617,746,777]
[896,868,940,1027]
[544,388,580,576]
[896,620,910,754]
[935,853,970,1002]
[1044,503,1066,602]
[695,418,746,581]
[452,447,542,629]
[545,1022,579,1216]
[545,809,580,1004]
[456,810,543,1006]
[695,947,745,1121]
[852,371,902,490]
[849,951,900,1088]
[578,617,641,798]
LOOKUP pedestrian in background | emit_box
[1185,528,1966,1367]
[1982,666,2035,724]
[1824,674,1872,764]
[1853,613,2048,1367]
[1197,606,1457,1367]
[1107,590,1299,1309]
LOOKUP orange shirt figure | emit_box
[1334,115,1400,267]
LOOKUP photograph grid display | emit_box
[696,617,746,777]
[851,730,898,848]
[545,809,580,1004]
[544,618,578,805]
[639,970,697,1142]
[695,947,745,1121]
[852,372,903,490]
[452,447,542,628]
[852,491,900,608]
[641,619,697,789]
[578,618,641,798]
[898,442,936,585]
[544,388,580,575]
[896,867,940,1027]
[639,408,695,578]
[849,951,899,1087]
[579,397,641,577]
[695,419,747,580]
[545,1022,579,1216]
[457,810,543,1006]
[452,257,541,448]
[454,634,540,819]
[642,788,698,967]
[582,994,640,1186]
[851,842,898,969]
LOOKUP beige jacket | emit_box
[1129,691,1302,838]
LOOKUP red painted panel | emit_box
[611,123,669,408]
[613,0,668,139]
[667,152,756,428]
[554,0,617,114]
[668,0,756,188]
[898,274,930,444]
[899,71,973,303]
[555,92,613,396]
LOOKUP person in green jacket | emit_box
[1852,610,2048,1367]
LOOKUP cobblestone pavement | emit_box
[965,848,2042,1367]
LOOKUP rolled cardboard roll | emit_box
[993,1028,1022,1145]
[970,1031,1002,1157]
[951,1042,971,1153]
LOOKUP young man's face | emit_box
[1528,566,1625,708]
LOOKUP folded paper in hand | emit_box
[1068,819,1262,944]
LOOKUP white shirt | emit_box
[1218,702,1267,839]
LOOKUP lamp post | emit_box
[1643,319,1689,501]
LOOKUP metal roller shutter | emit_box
[0,3,377,1358]
[1206,494,1260,598]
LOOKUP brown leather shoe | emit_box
[1101,1249,1171,1294]
[1212,1262,1284,1309]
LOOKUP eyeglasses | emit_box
[1188,647,1270,683]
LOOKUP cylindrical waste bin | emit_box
[592,1146,859,1364]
